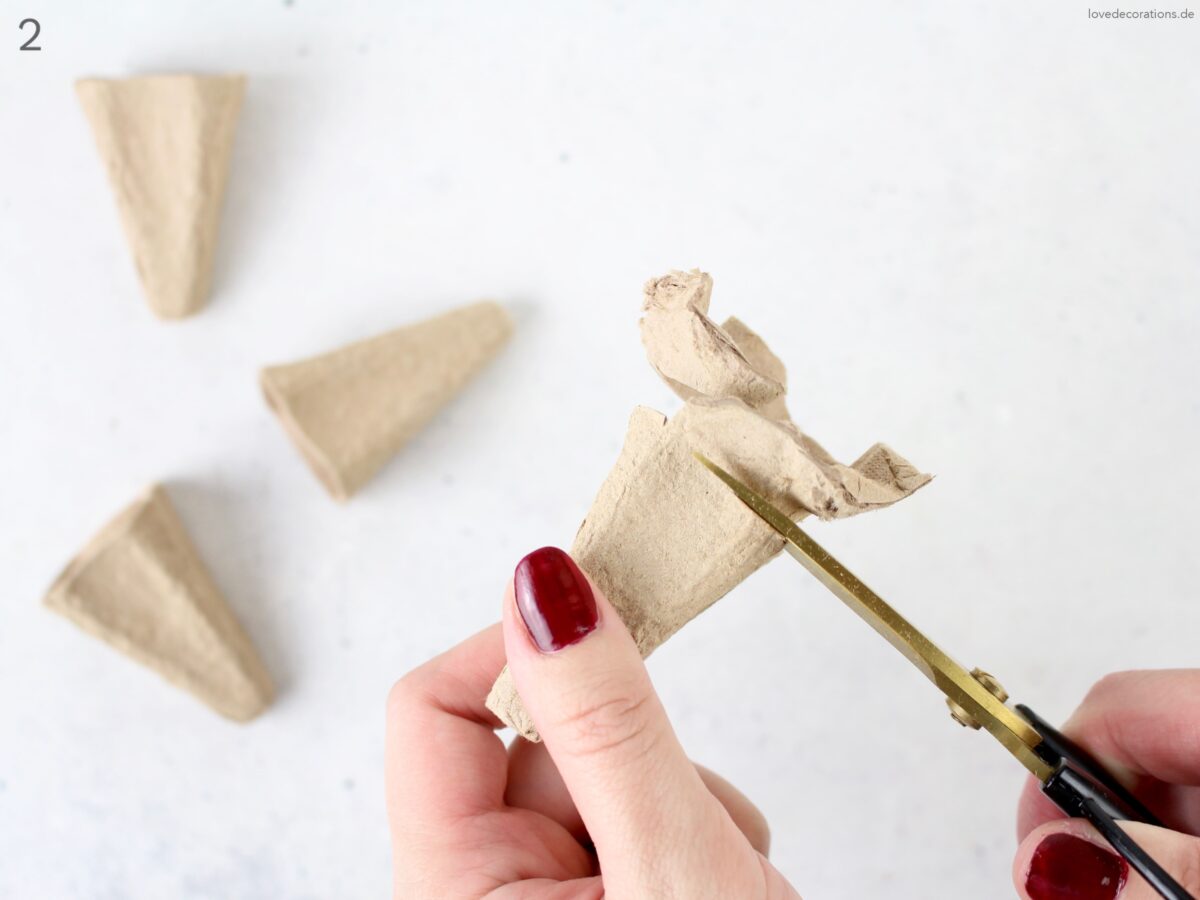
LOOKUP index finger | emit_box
[1062,670,1200,787]
[1017,669,1200,840]
[385,623,509,829]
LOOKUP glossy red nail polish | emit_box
[1025,833,1128,900]
[514,547,598,652]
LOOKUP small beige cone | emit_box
[76,73,245,319]
[486,271,931,740]
[261,301,514,501]
[44,486,274,722]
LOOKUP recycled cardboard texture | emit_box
[639,271,786,412]
[486,270,930,740]
[261,301,513,501]
[44,486,274,722]
[76,73,245,319]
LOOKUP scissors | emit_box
[695,453,1195,900]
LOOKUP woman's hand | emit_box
[385,547,800,899]
[1013,670,1200,899]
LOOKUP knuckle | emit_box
[386,675,414,719]
[1086,670,1139,702]
[1067,672,1129,736]
[550,673,658,760]
[386,667,433,719]
[1075,670,1143,721]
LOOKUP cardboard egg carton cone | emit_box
[44,486,274,722]
[76,73,245,319]
[261,301,514,501]
[486,271,931,740]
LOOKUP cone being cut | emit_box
[261,301,514,501]
[76,73,244,319]
[44,486,274,722]
[486,270,932,740]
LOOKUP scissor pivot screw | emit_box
[947,668,1009,729]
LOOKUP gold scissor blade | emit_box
[693,452,1052,781]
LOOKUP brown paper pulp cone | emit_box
[76,73,245,319]
[261,301,514,501]
[485,400,930,739]
[486,271,931,740]
[44,486,274,722]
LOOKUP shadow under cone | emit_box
[260,301,513,501]
[44,486,274,722]
[76,73,245,319]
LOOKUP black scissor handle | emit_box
[1018,704,1196,900]
[1018,704,1161,825]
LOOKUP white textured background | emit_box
[2,2,1198,898]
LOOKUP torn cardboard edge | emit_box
[640,270,786,413]
[487,270,930,740]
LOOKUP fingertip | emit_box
[502,549,636,672]
[1012,820,1127,900]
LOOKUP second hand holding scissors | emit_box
[695,453,1194,900]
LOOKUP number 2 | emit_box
[19,17,41,51]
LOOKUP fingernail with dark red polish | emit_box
[514,547,598,652]
[1026,833,1128,900]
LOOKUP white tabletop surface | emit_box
[2,3,1198,898]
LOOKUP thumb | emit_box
[502,547,756,894]
[1014,818,1200,900]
